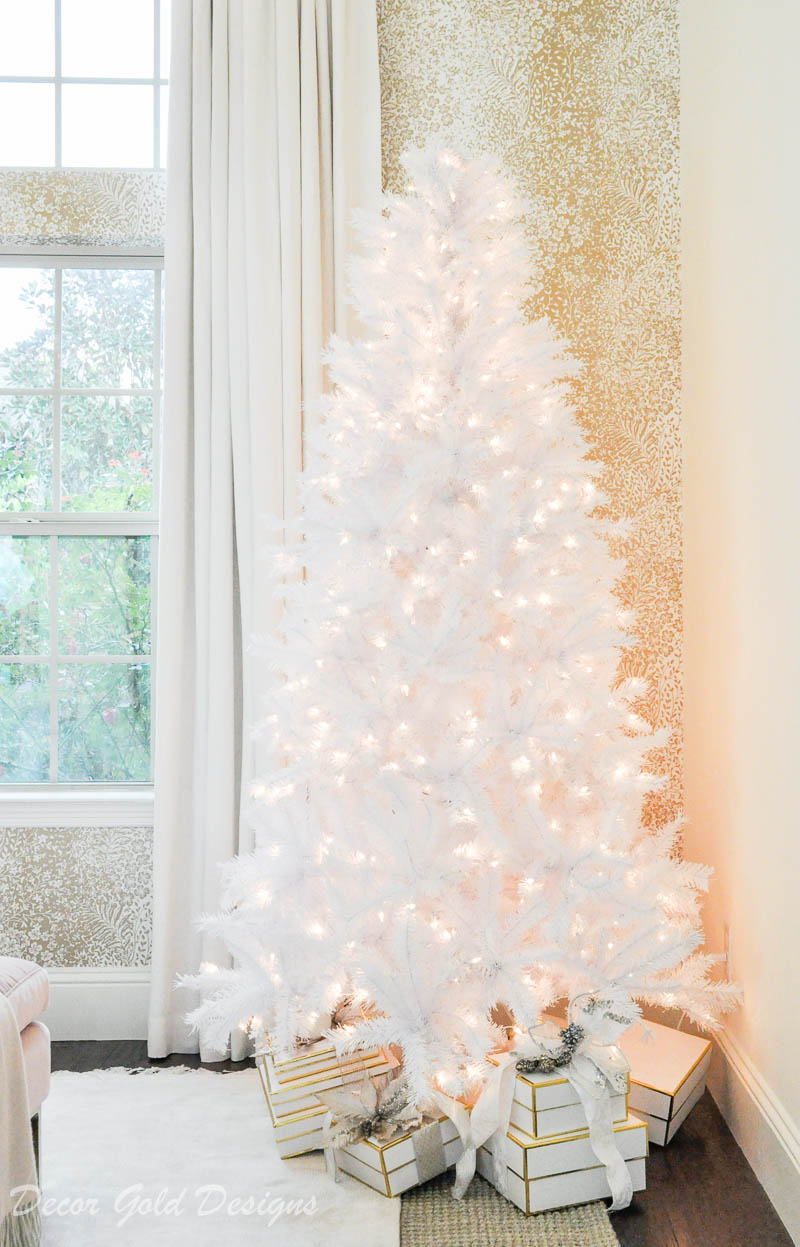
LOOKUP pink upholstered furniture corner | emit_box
[0,958,51,1167]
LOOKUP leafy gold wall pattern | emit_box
[0,171,165,248]
[378,0,681,828]
[0,827,153,967]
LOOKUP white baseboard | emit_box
[43,968,150,1041]
[709,1027,800,1244]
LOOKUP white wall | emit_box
[682,1,800,1238]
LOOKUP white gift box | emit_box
[255,1040,396,1158]
[617,1020,712,1146]
[488,1052,629,1140]
[477,1112,648,1215]
[335,1115,462,1197]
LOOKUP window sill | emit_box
[0,787,154,828]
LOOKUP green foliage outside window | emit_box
[0,267,156,782]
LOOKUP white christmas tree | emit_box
[189,146,735,1102]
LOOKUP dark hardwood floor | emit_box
[51,1042,793,1246]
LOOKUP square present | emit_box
[477,1112,648,1215]
[256,1040,396,1158]
[335,1114,462,1196]
[488,1052,629,1141]
[617,1019,712,1145]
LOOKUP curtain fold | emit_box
[148,0,381,1059]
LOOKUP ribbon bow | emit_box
[318,1073,427,1180]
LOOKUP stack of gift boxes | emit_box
[476,1057,647,1214]
[256,1020,712,1211]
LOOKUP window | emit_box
[0,0,169,169]
[0,1,167,795]
[0,259,160,783]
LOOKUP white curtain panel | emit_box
[148,0,381,1059]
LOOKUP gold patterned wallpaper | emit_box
[378,0,681,828]
[1,0,679,967]
[0,828,153,966]
[0,171,165,248]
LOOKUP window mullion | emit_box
[49,259,62,781]
[53,266,62,514]
[153,0,160,169]
[153,268,161,519]
[54,0,62,168]
[48,532,58,781]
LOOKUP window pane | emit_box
[0,396,53,511]
[0,536,49,655]
[0,663,49,782]
[0,268,55,388]
[0,0,55,76]
[61,0,154,79]
[62,84,153,167]
[61,395,153,512]
[61,268,154,389]
[0,85,55,166]
[58,536,150,656]
[58,661,150,781]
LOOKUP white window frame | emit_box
[0,0,169,171]
[0,251,161,826]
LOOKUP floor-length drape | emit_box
[148,0,381,1058]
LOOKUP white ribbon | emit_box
[324,1109,449,1189]
[322,1109,340,1182]
[446,1001,634,1209]
[429,1086,498,1199]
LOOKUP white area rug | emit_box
[39,1068,399,1245]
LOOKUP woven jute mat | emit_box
[400,1174,620,1247]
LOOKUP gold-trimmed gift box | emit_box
[335,1115,462,1197]
[487,1052,629,1141]
[617,1018,712,1146]
[477,1112,648,1215]
[256,1039,396,1158]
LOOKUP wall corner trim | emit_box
[709,1026,800,1242]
